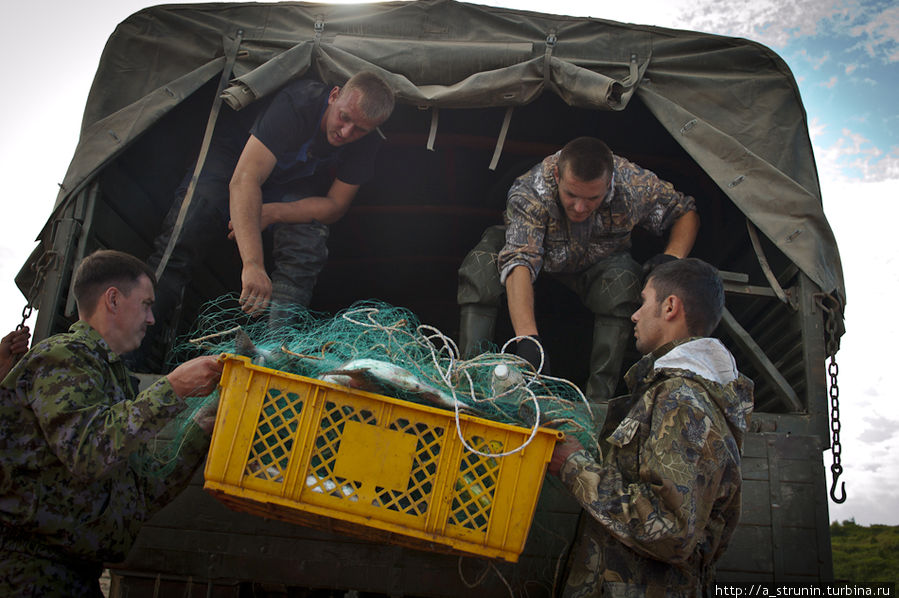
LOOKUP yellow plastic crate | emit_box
[204,354,563,562]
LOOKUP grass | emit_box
[830,520,899,586]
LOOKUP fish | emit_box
[306,474,358,501]
[319,358,459,411]
[234,327,274,365]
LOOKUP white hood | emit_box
[653,338,739,385]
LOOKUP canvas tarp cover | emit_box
[45,0,844,301]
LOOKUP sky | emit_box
[1,0,897,526]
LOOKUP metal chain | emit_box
[815,292,845,503]
[827,355,845,503]
[16,250,58,331]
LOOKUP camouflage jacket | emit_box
[0,321,210,563]
[560,337,754,598]
[497,151,696,283]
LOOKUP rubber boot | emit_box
[585,314,633,429]
[458,304,498,359]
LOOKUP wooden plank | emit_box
[126,430,833,589]
[751,413,818,436]
[741,456,769,481]
[742,433,768,458]
[125,466,574,596]
[780,526,826,577]
[739,479,772,526]
[777,483,821,527]
[109,574,240,598]
[723,281,779,298]
[124,525,555,597]
[719,270,750,284]
[798,272,832,444]
[33,194,89,339]
[720,308,803,412]
[717,524,773,575]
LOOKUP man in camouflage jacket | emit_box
[457,136,700,406]
[0,250,223,597]
[550,258,754,597]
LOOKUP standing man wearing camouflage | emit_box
[457,136,700,409]
[549,258,754,597]
[0,250,223,596]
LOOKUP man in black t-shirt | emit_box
[142,71,395,360]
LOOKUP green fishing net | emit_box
[134,296,599,475]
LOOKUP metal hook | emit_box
[830,463,846,503]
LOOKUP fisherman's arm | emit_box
[27,344,197,478]
[229,135,277,314]
[255,178,359,226]
[498,176,549,336]
[663,210,699,258]
[497,178,550,366]
[620,157,700,260]
[140,356,224,508]
[505,266,539,337]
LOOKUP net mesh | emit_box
[135,296,599,475]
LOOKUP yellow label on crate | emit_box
[333,421,418,491]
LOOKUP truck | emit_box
[15,0,846,594]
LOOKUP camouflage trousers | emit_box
[0,548,104,597]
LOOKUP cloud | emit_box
[667,0,899,76]
[829,432,899,525]
[859,416,899,444]
[793,48,831,70]
[819,75,839,89]
[848,3,899,63]
[829,452,899,525]
[808,117,828,141]
[813,127,899,182]
[672,0,858,48]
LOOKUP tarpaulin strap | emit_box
[155,30,244,281]
[313,18,325,55]
[746,219,791,306]
[543,32,557,86]
[427,107,439,151]
[622,53,640,91]
[489,107,514,171]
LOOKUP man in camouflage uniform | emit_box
[0,250,223,597]
[549,258,754,597]
[457,136,700,407]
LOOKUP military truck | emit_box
[15,0,846,595]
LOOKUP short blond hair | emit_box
[342,71,395,124]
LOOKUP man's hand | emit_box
[239,264,272,315]
[514,335,551,375]
[0,327,30,379]
[167,355,224,399]
[548,436,584,477]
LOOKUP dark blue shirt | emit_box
[216,79,382,192]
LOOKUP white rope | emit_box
[327,305,581,458]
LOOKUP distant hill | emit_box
[830,520,899,585]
